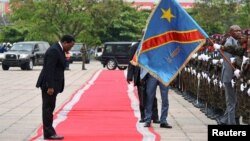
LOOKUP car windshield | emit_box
[11,44,34,51]
[71,44,82,51]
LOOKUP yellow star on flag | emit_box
[161,8,175,22]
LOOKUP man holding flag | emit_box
[132,0,208,128]
[136,0,208,86]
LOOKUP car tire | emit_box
[118,66,127,70]
[2,64,9,70]
[26,60,33,70]
[106,59,117,70]
[21,65,26,70]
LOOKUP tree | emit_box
[2,0,150,45]
[190,0,249,35]
[0,27,25,43]
[82,0,124,45]
[237,0,250,29]
[104,5,150,42]
[9,0,93,43]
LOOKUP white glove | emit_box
[241,56,249,70]
[247,88,250,96]
[231,79,235,88]
[193,70,196,75]
[230,57,236,63]
[213,79,218,85]
[219,81,223,88]
[212,75,214,79]
[207,77,211,83]
[204,73,207,79]
[192,53,198,58]
[213,43,221,50]
[212,59,219,64]
[204,55,210,61]
[234,69,241,78]
[219,59,223,64]
[198,55,202,60]
[197,73,201,79]
[242,56,249,65]
[240,83,247,92]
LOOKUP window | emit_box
[114,44,130,55]
[105,45,112,53]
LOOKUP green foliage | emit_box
[104,5,150,42]
[237,0,250,28]
[2,0,249,45]
[191,0,250,35]
[3,0,149,45]
[84,0,123,45]
[0,26,25,42]
[7,0,94,43]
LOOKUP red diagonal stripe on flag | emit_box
[141,30,204,52]
[130,51,138,66]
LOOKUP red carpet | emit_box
[30,70,159,141]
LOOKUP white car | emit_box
[94,47,103,60]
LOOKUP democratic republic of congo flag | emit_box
[137,0,208,86]
[130,41,142,66]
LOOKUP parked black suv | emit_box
[100,41,135,70]
[69,43,90,64]
[1,41,50,70]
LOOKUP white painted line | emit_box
[124,70,156,141]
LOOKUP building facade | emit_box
[124,0,195,9]
[0,0,196,15]
[0,0,9,15]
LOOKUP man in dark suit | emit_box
[36,35,75,140]
[127,41,160,123]
[214,25,246,125]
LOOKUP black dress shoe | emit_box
[144,122,151,127]
[160,123,172,128]
[153,119,160,124]
[44,134,64,140]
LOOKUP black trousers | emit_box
[137,83,159,120]
[42,90,57,137]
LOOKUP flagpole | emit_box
[208,38,236,70]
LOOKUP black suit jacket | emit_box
[127,41,141,86]
[36,42,66,94]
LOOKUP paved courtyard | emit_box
[0,60,216,141]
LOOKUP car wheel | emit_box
[118,66,127,70]
[26,60,33,70]
[106,59,117,70]
[2,64,9,70]
[21,65,26,70]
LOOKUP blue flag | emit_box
[138,0,208,86]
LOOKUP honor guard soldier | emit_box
[214,25,247,125]
[80,44,87,70]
